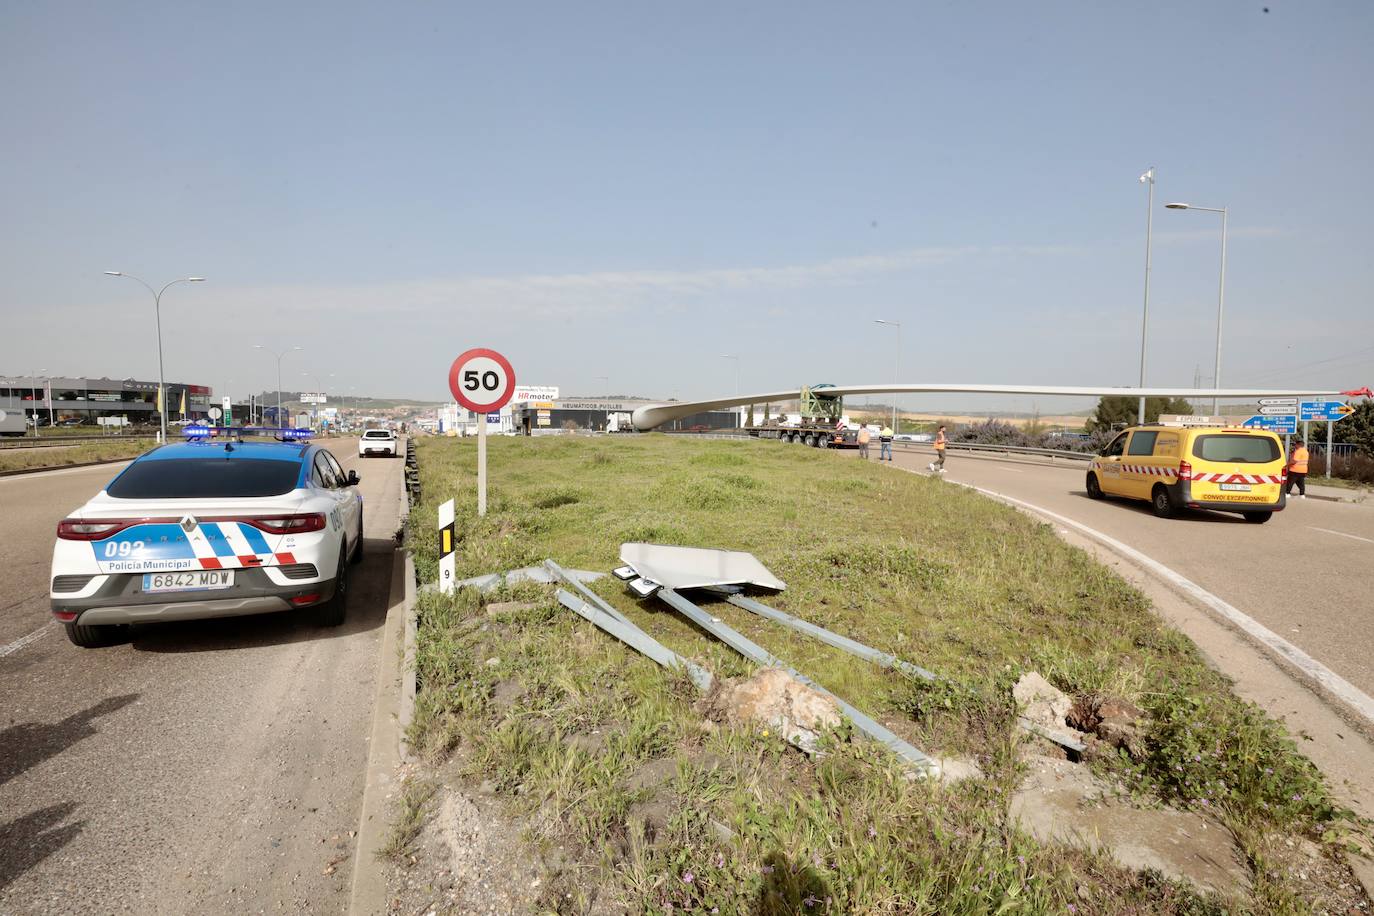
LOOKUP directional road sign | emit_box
[1258,405,1299,416]
[1300,399,1352,422]
[1244,415,1297,435]
[1258,397,1297,407]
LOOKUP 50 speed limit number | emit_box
[447,348,517,413]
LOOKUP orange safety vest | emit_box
[1289,447,1309,474]
[934,431,947,451]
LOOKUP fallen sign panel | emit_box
[618,543,786,592]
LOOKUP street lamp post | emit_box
[874,319,902,431]
[718,356,741,426]
[1165,202,1229,414]
[255,345,303,429]
[29,368,46,437]
[1137,168,1156,424]
[105,272,206,442]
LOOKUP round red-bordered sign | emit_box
[448,348,517,413]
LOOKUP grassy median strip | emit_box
[0,438,154,473]
[407,434,1366,913]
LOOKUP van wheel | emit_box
[64,622,128,648]
[315,549,348,627]
[1152,485,1175,519]
[1243,512,1272,525]
[1086,473,1104,500]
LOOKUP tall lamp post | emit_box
[1137,168,1156,424]
[104,272,206,443]
[718,355,741,427]
[29,368,46,437]
[254,345,303,428]
[874,319,902,431]
[1165,202,1229,414]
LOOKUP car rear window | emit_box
[106,459,302,498]
[363,430,392,439]
[1192,435,1280,464]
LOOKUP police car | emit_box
[49,429,364,648]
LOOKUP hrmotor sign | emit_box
[513,385,559,403]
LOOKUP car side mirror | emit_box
[347,470,360,486]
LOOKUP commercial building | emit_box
[0,374,214,426]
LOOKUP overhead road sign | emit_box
[1258,405,1299,416]
[1258,398,1297,407]
[1300,400,1353,422]
[1244,415,1297,435]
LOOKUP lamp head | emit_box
[104,271,123,276]
[1165,202,1190,210]
[187,277,206,282]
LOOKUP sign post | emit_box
[438,498,456,594]
[448,348,516,518]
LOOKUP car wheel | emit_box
[1152,485,1174,519]
[315,547,348,627]
[1086,473,1104,500]
[1243,511,1272,525]
[64,621,128,649]
[350,509,364,565]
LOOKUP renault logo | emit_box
[180,515,199,534]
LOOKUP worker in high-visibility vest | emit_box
[928,425,948,474]
[1286,438,1309,499]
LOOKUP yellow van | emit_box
[1086,422,1287,523]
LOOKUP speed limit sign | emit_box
[448,348,516,414]
[447,348,517,518]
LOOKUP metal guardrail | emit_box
[0,434,150,449]
[893,440,1095,462]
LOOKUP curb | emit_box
[0,456,137,478]
[349,548,411,915]
[400,554,418,760]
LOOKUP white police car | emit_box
[49,432,364,648]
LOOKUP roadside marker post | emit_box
[438,499,456,594]
[447,348,517,518]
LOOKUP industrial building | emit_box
[509,398,740,434]
[0,374,214,427]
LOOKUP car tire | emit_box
[315,547,348,627]
[1151,485,1174,519]
[1086,473,1104,500]
[64,621,128,649]
[350,509,364,565]
[1243,511,1272,525]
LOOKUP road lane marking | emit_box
[1309,526,1374,546]
[955,480,1374,730]
[0,621,55,658]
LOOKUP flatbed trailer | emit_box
[745,424,859,448]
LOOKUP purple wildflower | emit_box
[867,826,877,838]
[762,864,775,875]
[682,871,694,884]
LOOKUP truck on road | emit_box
[744,384,859,449]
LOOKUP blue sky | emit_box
[2,1,1370,411]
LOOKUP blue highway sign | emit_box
[1244,415,1298,435]
[1300,400,1353,422]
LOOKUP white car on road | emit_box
[50,438,364,647]
[358,429,398,458]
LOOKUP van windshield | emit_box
[1193,435,1280,464]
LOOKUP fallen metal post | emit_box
[726,594,938,681]
[725,594,1085,755]
[555,589,714,692]
[544,559,632,627]
[654,587,938,775]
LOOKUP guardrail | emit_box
[895,440,1095,462]
[0,434,150,449]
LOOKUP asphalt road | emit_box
[0,439,406,915]
[871,444,1374,698]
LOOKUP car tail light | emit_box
[53,610,78,622]
[1281,469,1288,482]
[289,594,321,606]
[1177,460,1192,481]
[57,519,137,540]
[244,513,326,534]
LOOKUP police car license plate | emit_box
[1219,483,1252,492]
[142,571,235,593]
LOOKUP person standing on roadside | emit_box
[1286,437,1309,499]
[857,424,871,459]
[879,425,894,461]
[928,425,948,473]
